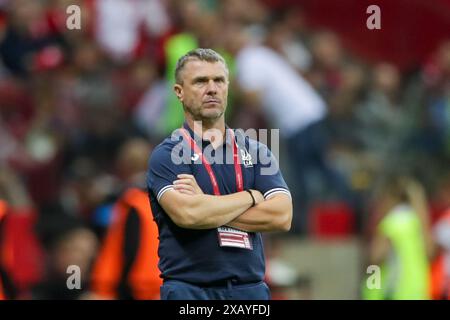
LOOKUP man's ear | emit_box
[173,84,183,101]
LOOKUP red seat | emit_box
[309,201,355,239]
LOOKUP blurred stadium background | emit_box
[0,0,449,300]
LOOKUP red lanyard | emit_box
[180,128,243,195]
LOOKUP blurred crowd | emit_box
[0,0,449,299]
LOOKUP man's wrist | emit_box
[245,189,256,208]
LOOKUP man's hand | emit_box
[249,189,264,205]
[173,174,264,205]
[227,193,293,232]
[173,174,204,195]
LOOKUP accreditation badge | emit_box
[217,227,253,250]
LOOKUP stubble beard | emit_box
[184,103,225,125]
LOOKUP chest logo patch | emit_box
[240,149,253,168]
[191,153,200,162]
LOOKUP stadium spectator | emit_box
[89,138,161,300]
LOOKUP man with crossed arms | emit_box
[147,48,292,300]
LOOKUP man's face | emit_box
[174,59,229,122]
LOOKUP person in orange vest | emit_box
[430,208,450,299]
[0,279,4,300]
[89,138,162,299]
[0,199,7,300]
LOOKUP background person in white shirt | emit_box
[223,24,354,233]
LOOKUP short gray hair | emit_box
[175,48,228,84]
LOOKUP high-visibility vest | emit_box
[0,282,4,300]
[430,210,450,300]
[0,200,8,300]
[431,254,450,299]
[364,204,430,300]
[90,188,162,299]
[0,200,6,221]
[161,32,198,135]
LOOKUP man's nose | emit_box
[206,80,218,94]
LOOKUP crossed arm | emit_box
[158,174,292,232]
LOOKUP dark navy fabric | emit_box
[147,123,290,285]
[160,279,271,300]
